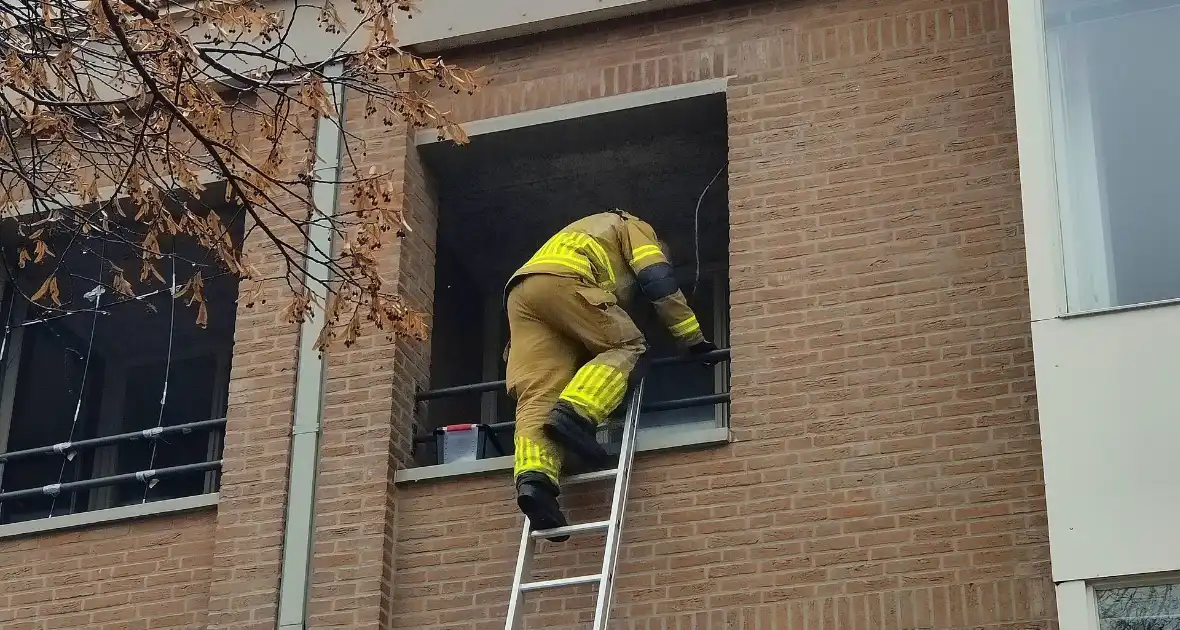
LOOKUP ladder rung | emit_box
[531,520,609,540]
[520,573,602,592]
[565,468,618,485]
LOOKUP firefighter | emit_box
[504,209,717,541]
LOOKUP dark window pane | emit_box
[1098,584,1180,630]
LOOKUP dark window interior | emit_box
[114,354,221,506]
[416,93,730,467]
[3,320,104,519]
[0,206,241,523]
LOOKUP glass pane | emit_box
[1097,584,1180,630]
[115,355,220,506]
[1044,0,1180,311]
[0,321,102,523]
[638,269,721,430]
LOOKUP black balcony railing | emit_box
[0,417,226,505]
[412,348,731,453]
[0,349,734,505]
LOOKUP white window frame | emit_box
[1010,0,1180,320]
[1010,0,1077,322]
[1058,573,1180,630]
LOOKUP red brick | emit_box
[0,512,214,630]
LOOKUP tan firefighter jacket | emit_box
[505,209,706,349]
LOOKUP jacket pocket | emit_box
[574,286,643,347]
[574,286,617,310]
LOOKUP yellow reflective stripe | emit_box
[599,370,628,414]
[523,231,615,289]
[562,391,607,422]
[564,365,606,418]
[561,364,609,419]
[670,314,701,338]
[528,234,590,267]
[560,363,629,423]
[582,236,615,288]
[630,244,662,266]
[514,435,560,485]
[521,256,592,277]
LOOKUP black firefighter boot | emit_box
[542,401,610,469]
[515,472,570,543]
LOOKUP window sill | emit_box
[394,424,729,484]
[0,493,218,540]
[1049,296,1180,321]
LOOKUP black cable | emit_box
[693,165,725,303]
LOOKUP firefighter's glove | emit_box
[688,340,720,366]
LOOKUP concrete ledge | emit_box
[1054,295,1180,321]
[395,425,729,484]
[404,0,715,54]
[414,77,730,145]
[0,493,219,540]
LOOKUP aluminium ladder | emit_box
[504,378,646,630]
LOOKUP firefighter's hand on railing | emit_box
[687,340,720,366]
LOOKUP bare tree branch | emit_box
[0,0,478,348]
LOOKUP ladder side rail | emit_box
[592,377,645,629]
[504,516,536,630]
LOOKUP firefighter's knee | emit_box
[623,336,647,358]
[558,362,631,425]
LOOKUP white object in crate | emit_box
[435,424,485,464]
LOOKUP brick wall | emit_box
[205,108,312,630]
[0,510,215,630]
[391,0,1054,628]
[306,96,440,628]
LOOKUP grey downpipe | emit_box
[277,62,345,630]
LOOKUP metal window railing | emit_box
[0,461,222,502]
[412,348,731,450]
[0,417,226,505]
[0,349,733,502]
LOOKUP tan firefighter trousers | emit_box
[505,274,647,487]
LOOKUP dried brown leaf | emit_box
[112,273,134,297]
[31,275,61,306]
[32,239,53,264]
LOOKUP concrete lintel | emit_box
[414,77,731,145]
[403,0,715,54]
[394,425,729,484]
[0,493,218,540]
[258,0,714,68]
[5,170,222,219]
